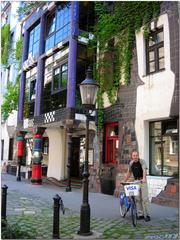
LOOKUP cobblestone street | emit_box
[2,174,179,239]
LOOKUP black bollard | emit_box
[1,185,8,222]
[53,194,65,239]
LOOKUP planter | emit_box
[100,178,115,195]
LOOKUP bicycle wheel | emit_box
[131,200,137,227]
[119,201,126,217]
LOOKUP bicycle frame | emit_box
[119,181,141,226]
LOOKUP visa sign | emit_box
[126,185,137,191]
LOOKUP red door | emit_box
[105,123,119,163]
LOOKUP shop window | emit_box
[45,4,70,51]
[146,28,164,74]
[105,123,119,164]
[150,120,178,177]
[28,23,40,57]
[52,63,68,93]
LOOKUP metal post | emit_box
[17,156,22,181]
[53,194,60,239]
[1,185,8,222]
[79,112,92,236]
[66,129,73,192]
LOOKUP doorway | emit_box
[105,122,119,163]
[70,137,80,177]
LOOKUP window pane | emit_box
[159,58,165,70]
[158,47,164,58]
[108,125,118,136]
[149,61,155,72]
[54,68,60,75]
[61,72,67,88]
[149,37,155,46]
[163,135,178,176]
[157,31,164,43]
[150,122,161,136]
[47,14,55,36]
[62,63,68,72]
[149,51,155,61]
[150,137,162,176]
[53,74,60,91]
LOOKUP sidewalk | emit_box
[2,173,179,239]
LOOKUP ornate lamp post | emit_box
[78,67,99,236]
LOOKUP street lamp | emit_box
[78,67,99,236]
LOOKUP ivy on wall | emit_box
[1,36,23,120]
[1,24,10,67]
[91,2,161,129]
[1,75,20,120]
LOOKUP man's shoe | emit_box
[137,216,144,220]
[144,216,151,222]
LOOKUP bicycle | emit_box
[119,181,141,227]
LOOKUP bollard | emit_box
[53,194,65,239]
[1,185,8,223]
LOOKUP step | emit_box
[152,196,179,208]
[45,177,82,189]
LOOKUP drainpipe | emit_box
[34,14,45,117]
[66,1,79,108]
[18,30,29,125]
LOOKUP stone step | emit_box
[152,196,179,208]
[45,177,82,189]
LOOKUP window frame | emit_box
[51,61,68,94]
[149,120,179,177]
[42,137,49,155]
[45,4,70,51]
[105,122,119,164]
[28,22,40,58]
[146,27,165,75]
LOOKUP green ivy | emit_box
[91,1,161,128]
[1,35,23,121]
[1,75,20,120]
[1,24,10,67]
[15,36,23,63]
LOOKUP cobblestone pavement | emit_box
[2,174,179,239]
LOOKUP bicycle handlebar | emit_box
[120,180,142,185]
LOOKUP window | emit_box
[45,4,70,51]
[52,63,68,93]
[42,137,49,154]
[26,67,37,102]
[150,120,178,177]
[105,123,119,164]
[28,23,40,57]
[29,79,36,102]
[146,28,164,74]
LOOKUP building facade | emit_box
[1,2,22,174]
[17,1,179,200]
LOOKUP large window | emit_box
[28,23,40,57]
[45,4,70,51]
[105,123,119,164]
[146,28,164,74]
[52,63,68,93]
[150,120,178,177]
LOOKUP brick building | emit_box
[17,2,179,200]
